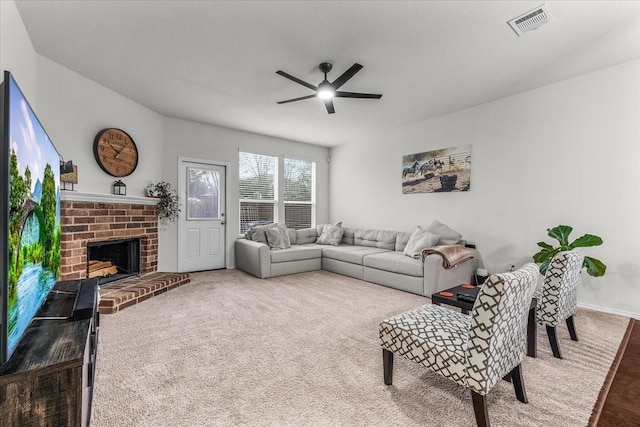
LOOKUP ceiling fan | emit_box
[276,62,382,114]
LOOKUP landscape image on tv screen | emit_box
[6,75,61,358]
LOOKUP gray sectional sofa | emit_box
[235,223,481,297]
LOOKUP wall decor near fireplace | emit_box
[402,144,471,194]
[93,128,139,177]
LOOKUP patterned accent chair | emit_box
[534,249,585,359]
[379,263,539,427]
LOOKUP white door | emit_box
[178,160,226,272]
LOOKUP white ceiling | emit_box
[15,1,640,147]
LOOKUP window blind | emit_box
[284,158,314,230]
[239,152,276,233]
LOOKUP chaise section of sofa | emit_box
[235,234,322,279]
[235,222,481,297]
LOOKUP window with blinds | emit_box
[239,152,276,233]
[284,158,314,230]
[239,152,316,234]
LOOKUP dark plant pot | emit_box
[474,274,489,286]
[439,174,458,191]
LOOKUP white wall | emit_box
[160,117,330,271]
[1,0,164,197]
[0,0,38,99]
[330,59,640,317]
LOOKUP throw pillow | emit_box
[426,220,462,245]
[317,221,342,237]
[266,224,291,250]
[403,226,441,258]
[287,228,297,245]
[248,223,278,244]
[316,224,345,246]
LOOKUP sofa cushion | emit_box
[317,224,345,246]
[266,224,291,250]
[426,220,462,245]
[270,245,323,263]
[354,229,397,250]
[364,251,425,277]
[395,231,412,252]
[403,226,441,258]
[322,245,391,265]
[341,227,355,245]
[296,227,318,244]
[287,228,297,245]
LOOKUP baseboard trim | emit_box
[578,302,640,320]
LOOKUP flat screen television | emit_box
[0,71,61,364]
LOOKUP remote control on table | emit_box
[457,293,476,303]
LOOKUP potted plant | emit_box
[532,225,606,277]
[146,181,180,222]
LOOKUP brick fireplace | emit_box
[59,193,159,281]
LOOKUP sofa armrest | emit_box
[423,248,480,296]
[235,239,271,278]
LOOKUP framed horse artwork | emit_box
[402,144,471,194]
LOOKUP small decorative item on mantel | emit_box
[59,160,78,191]
[145,182,159,198]
[146,181,180,222]
[112,180,127,196]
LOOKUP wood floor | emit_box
[591,318,640,426]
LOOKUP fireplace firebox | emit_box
[87,238,140,285]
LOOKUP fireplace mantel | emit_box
[60,191,159,205]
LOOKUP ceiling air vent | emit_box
[508,4,554,36]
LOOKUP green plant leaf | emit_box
[547,225,572,246]
[533,246,559,264]
[569,234,603,249]
[539,257,553,275]
[583,256,606,277]
[537,241,554,250]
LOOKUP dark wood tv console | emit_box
[0,279,99,427]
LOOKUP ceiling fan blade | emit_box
[335,91,383,99]
[323,98,335,114]
[276,70,318,91]
[277,94,317,104]
[330,63,363,90]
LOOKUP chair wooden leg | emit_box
[527,302,537,357]
[566,316,579,341]
[471,390,490,427]
[510,364,528,404]
[546,325,563,359]
[383,349,393,385]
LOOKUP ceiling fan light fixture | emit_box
[317,81,334,99]
[276,62,382,114]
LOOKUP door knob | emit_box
[221,221,225,225]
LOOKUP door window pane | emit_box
[187,167,220,220]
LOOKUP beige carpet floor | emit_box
[91,270,629,427]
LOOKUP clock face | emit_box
[93,128,138,177]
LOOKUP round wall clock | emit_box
[93,128,139,177]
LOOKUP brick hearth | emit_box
[98,272,191,314]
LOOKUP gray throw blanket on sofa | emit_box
[421,245,475,269]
